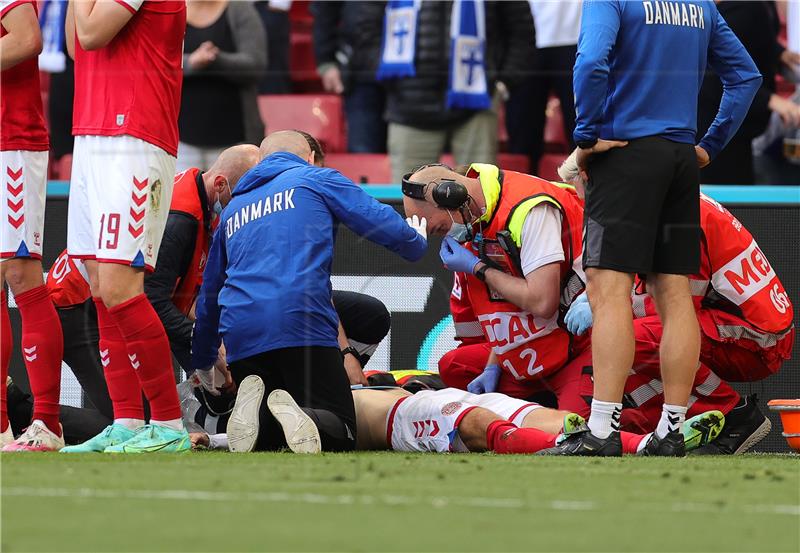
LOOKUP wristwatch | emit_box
[341,346,359,359]
[475,264,490,282]
[577,138,598,150]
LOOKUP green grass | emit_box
[2,452,798,552]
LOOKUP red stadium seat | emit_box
[325,153,392,184]
[289,32,322,91]
[544,97,569,154]
[538,153,567,181]
[440,153,530,174]
[56,154,73,181]
[258,94,346,152]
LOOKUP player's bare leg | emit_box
[1,257,64,451]
[642,273,700,455]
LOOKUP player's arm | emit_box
[65,0,75,59]
[73,0,137,51]
[572,0,621,144]
[697,11,762,160]
[0,2,42,70]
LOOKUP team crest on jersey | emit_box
[150,179,162,213]
[441,402,462,416]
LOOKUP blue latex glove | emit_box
[467,364,502,394]
[439,235,481,274]
[564,292,593,336]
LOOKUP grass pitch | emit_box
[1,452,798,552]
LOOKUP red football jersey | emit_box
[72,0,185,156]
[0,0,49,151]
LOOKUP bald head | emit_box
[402,164,483,236]
[259,130,314,162]
[208,144,260,189]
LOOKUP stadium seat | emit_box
[538,153,566,181]
[289,32,322,92]
[440,153,530,175]
[55,154,73,181]
[325,153,392,184]
[544,97,569,154]
[258,94,346,152]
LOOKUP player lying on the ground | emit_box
[187,377,725,456]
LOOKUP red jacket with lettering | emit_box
[458,164,587,382]
[633,194,794,362]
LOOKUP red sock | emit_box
[15,285,63,435]
[621,431,647,454]
[94,298,144,420]
[486,420,557,454]
[108,294,181,422]
[1,291,12,432]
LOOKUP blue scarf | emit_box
[377,0,491,111]
[38,0,66,73]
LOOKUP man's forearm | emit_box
[477,263,553,319]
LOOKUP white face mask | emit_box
[447,222,470,242]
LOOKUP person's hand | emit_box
[439,236,480,274]
[781,49,800,69]
[769,94,800,128]
[467,364,501,394]
[343,351,368,386]
[564,292,593,336]
[321,65,345,94]
[695,145,710,168]
[190,366,220,396]
[575,139,628,179]
[190,432,210,449]
[406,215,427,240]
[188,41,219,69]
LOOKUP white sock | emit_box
[114,418,144,431]
[655,404,687,439]
[637,433,653,453]
[587,399,622,439]
[151,418,184,431]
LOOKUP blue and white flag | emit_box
[446,0,490,110]
[377,0,491,111]
[38,0,66,73]
[376,0,421,80]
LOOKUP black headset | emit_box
[401,164,470,210]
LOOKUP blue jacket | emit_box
[191,152,427,368]
[573,0,762,159]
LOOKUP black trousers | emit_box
[505,45,577,172]
[228,346,357,452]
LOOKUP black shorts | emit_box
[583,136,700,275]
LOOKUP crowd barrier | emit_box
[6,183,799,452]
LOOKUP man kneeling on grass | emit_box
[188,379,725,455]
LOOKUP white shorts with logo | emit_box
[67,135,176,271]
[0,150,48,261]
[387,388,542,453]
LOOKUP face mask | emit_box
[447,222,470,242]
[213,180,231,216]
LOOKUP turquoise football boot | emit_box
[61,424,138,453]
[104,424,191,453]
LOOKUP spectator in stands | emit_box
[311,1,387,153]
[505,0,579,175]
[698,0,800,185]
[178,0,267,172]
[255,0,292,94]
[377,1,535,183]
